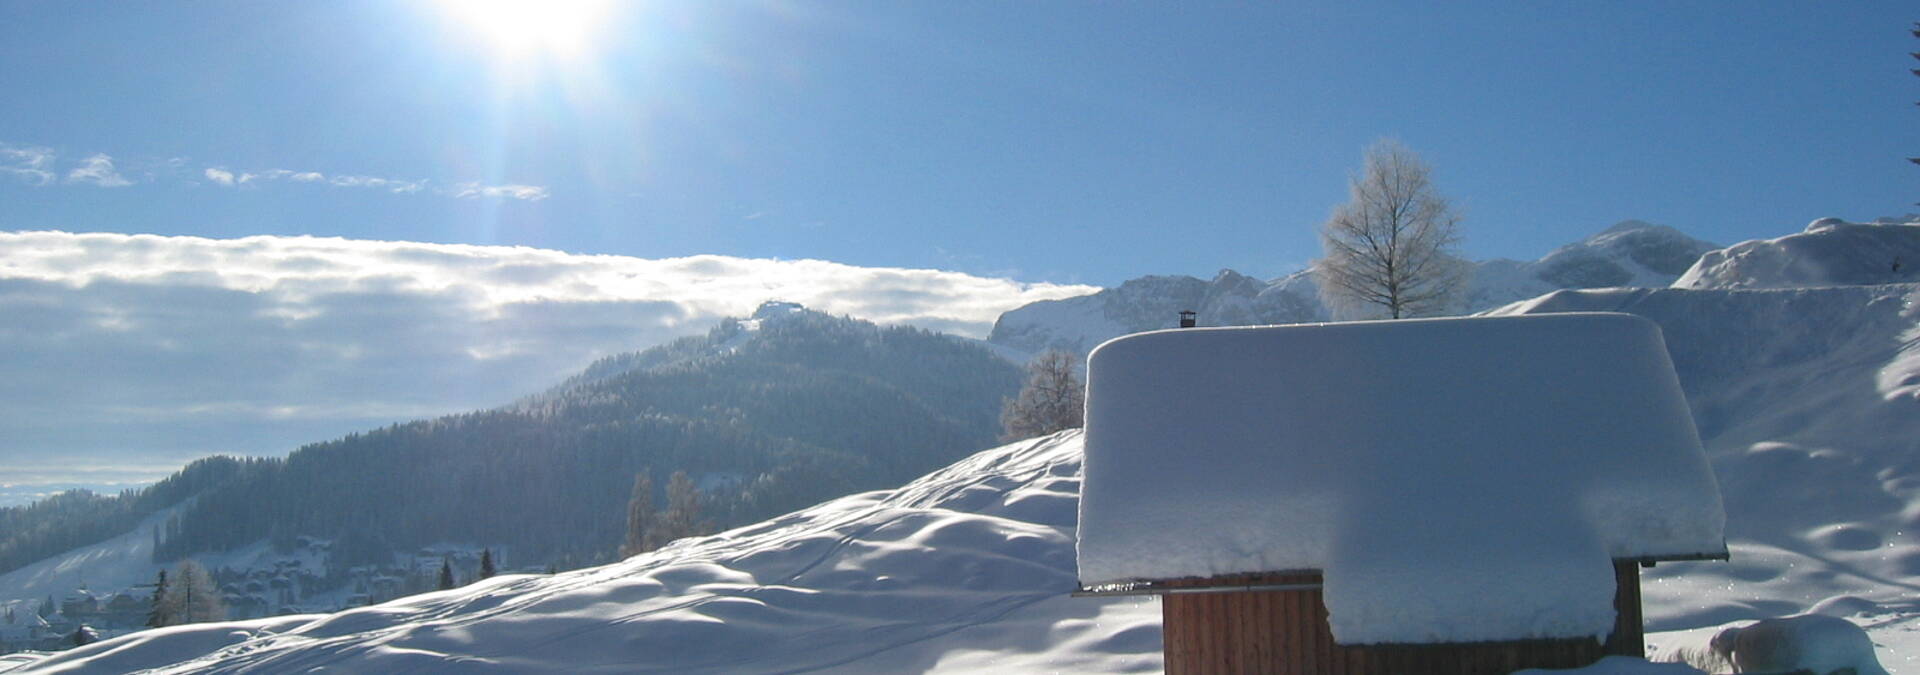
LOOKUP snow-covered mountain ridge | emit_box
[0,302,1025,634]
[988,220,1719,355]
[1675,216,1920,290]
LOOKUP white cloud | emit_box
[0,144,56,185]
[66,153,134,187]
[2,139,548,200]
[449,182,550,201]
[203,166,546,200]
[327,174,425,193]
[0,232,1100,488]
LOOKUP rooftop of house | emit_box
[1075,312,1726,645]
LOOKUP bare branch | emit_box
[1312,139,1465,319]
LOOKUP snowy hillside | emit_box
[11,433,1164,674]
[1673,217,1920,290]
[1485,280,1920,672]
[985,270,1325,356]
[0,302,1025,622]
[987,220,1717,355]
[1467,220,1718,309]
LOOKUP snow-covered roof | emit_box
[3,610,48,629]
[1076,312,1725,645]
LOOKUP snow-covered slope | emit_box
[1673,217,1920,290]
[988,220,1717,355]
[12,433,1163,674]
[1490,283,1920,644]
[986,270,1325,356]
[0,507,177,618]
[1467,220,1719,310]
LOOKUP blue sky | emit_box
[4,2,1914,287]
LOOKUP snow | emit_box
[1485,280,1920,673]
[1709,614,1890,675]
[0,509,333,622]
[6,433,1165,674]
[1077,313,1725,645]
[1674,217,1920,290]
[1513,656,1705,674]
[0,506,182,613]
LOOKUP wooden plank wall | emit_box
[1162,564,1645,675]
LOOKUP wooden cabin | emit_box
[1074,313,1727,675]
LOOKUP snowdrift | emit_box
[1674,218,1920,290]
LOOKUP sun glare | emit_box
[438,0,615,58]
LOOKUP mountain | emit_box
[0,303,1023,614]
[987,220,1719,355]
[984,270,1324,356]
[17,222,1920,672]
[1673,216,1920,290]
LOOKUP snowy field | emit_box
[8,220,1920,673]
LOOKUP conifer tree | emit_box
[145,570,169,628]
[437,559,455,590]
[479,549,496,579]
[621,471,656,557]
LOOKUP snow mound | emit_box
[1077,313,1724,645]
[11,432,1164,674]
[1673,218,1920,290]
[1711,614,1889,675]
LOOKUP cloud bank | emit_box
[0,232,1097,502]
[2,141,546,200]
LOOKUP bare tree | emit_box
[151,559,225,626]
[654,471,713,547]
[999,350,1084,441]
[1314,139,1467,319]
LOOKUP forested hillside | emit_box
[0,303,1023,575]
[0,457,254,576]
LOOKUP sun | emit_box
[436,0,616,59]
